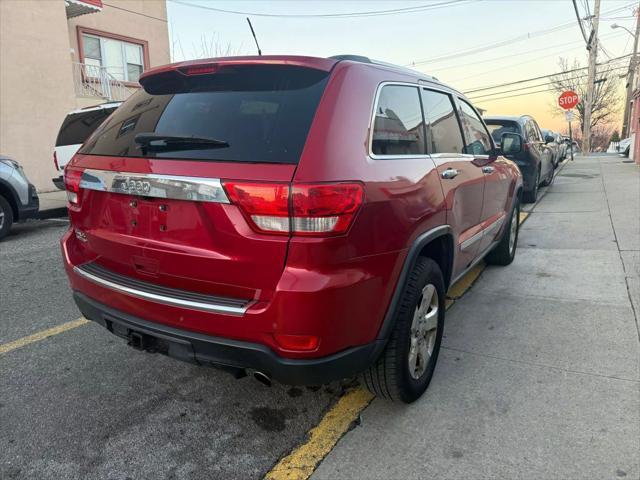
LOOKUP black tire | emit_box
[540,164,554,187]
[486,196,520,266]
[362,257,445,403]
[0,195,14,240]
[523,169,540,203]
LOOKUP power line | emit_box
[473,87,558,103]
[407,23,577,67]
[170,0,474,18]
[467,65,627,101]
[407,2,636,67]
[573,0,590,44]
[432,31,624,78]
[102,2,168,22]
[446,32,625,84]
[463,53,631,94]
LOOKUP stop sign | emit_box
[558,91,579,110]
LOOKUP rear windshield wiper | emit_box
[134,133,229,152]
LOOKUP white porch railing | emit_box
[72,62,135,102]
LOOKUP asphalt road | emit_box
[0,219,342,480]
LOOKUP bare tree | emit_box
[549,57,622,134]
[170,32,243,61]
[591,124,614,152]
[192,33,243,59]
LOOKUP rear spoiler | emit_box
[139,56,337,94]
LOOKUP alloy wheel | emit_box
[408,283,439,380]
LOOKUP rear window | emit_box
[485,121,521,144]
[56,108,117,147]
[79,65,330,164]
[372,85,425,156]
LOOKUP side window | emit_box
[372,85,425,156]
[421,89,464,154]
[527,121,540,142]
[532,121,544,142]
[458,99,493,156]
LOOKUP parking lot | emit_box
[1,154,638,480]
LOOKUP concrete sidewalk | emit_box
[314,155,640,480]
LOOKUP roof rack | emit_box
[329,54,439,83]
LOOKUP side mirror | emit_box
[545,135,555,144]
[500,132,523,155]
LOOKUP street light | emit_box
[611,23,635,37]
[611,20,640,138]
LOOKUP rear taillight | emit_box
[222,182,364,237]
[53,151,59,171]
[64,167,83,205]
[523,142,530,152]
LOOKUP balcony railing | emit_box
[72,62,135,102]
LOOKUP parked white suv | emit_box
[52,102,121,189]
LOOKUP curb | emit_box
[37,207,68,220]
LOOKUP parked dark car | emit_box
[485,116,554,202]
[61,55,522,403]
[554,132,567,162]
[541,129,562,168]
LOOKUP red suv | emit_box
[61,55,522,403]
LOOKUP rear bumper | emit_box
[17,184,39,221]
[74,291,383,385]
[515,161,536,192]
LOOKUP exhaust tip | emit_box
[253,371,272,387]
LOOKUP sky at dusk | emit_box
[166,0,639,134]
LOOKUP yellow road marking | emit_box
[446,262,485,300]
[265,388,375,480]
[519,211,529,224]
[0,318,89,355]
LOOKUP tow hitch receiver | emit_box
[128,331,147,351]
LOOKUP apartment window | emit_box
[80,29,147,83]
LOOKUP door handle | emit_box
[482,166,495,174]
[441,168,459,179]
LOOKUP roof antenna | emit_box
[246,17,262,56]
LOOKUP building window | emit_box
[79,29,147,83]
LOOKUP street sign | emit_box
[565,110,574,122]
[559,91,579,110]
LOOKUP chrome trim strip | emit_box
[483,215,505,237]
[460,215,505,251]
[74,265,248,316]
[79,169,230,203]
[460,230,483,251]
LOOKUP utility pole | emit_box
[582,0,601,155]
[621,7,640,138]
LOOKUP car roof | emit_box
[139,54,458,95]
[483,115,528,123]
